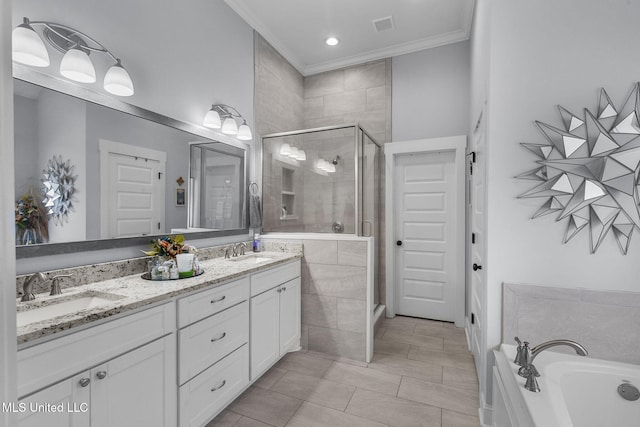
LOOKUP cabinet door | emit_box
[250,287,279,380]
[18,371,90,427]
[279,277,301,355]
[91,335,176,427]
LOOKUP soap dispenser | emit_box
[253,233,261,253]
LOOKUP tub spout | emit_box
[531,339,588,361]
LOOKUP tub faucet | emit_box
[21,272,47,302]
[518,339,588,392]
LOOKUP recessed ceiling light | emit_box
[325,37,339,46]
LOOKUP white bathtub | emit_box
[493,344,640,427]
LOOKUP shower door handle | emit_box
[396,240,402,246]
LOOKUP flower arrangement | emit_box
[142,235,197,259]
[15,192,49,244]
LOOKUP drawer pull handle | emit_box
[79,378,90,387]
[96,371,107,380]
[211,332,227,343]
[210,380,226,392]
[210,295,226,304]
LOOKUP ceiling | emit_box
[224,0,475,76]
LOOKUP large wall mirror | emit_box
[14,70,248,259]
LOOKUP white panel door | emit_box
[107,152,164,238]
[470,112,487,379]
[395,151,457,321]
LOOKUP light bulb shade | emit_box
[12,19,50,67]
[104,60,134,96]
[327,163,336,173]
[289,147,300,159]
[203,108,221,129]
[280,143,292,156]
[297,150,306,161]
[317,159,328,171]
[237,122,253,140]
[60,47,96,83]
[221,117,238,135]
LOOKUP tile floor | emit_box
[208,316,481,427]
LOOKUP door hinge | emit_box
[471,313,475,325]
[157,222,161,230]
[158,172,163,180]
[471,233,476,244]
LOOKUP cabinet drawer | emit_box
[179,344,249,427]
[177,277,249,328]
[250,260,300,296]
[179,301,248,385]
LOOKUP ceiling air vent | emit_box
[372,16,394,33]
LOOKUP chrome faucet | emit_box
[236,242,246,256]
[21,272,47,301]
[518,339,588,392]
[50,274,73,296]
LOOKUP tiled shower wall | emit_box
[303,59,392,144]
[254,39,390,362]
[301,239,369,361]
[253,33,304,136]
[302,60,391,307]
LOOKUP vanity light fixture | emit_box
[203,104,253,141]
[12,17,135,96]
[279,143,306,161]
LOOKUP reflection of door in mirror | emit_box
[99,140,166,238]
[189,144,244,231]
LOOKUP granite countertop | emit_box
[16,251,301,345]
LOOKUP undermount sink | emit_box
[17,291,124,327]
[227,254,273,264]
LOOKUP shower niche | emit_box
[280,167,296,220]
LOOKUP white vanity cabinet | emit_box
[17,303,177,427]
[250,261,301,380]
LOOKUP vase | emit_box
[21,228,40,245]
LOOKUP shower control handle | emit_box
[396,240,402,246]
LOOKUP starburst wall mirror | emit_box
[518,83,640,254]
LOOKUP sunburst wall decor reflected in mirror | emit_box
[518,83,640,254]
[42,155,77,226]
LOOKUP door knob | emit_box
[472,263,482,271]
[96,371,107,380]
[396,240,403,246]
[79,378,90,387]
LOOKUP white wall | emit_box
[392,41,470,141]
[473,0,640,411]
[37,90,87,242]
